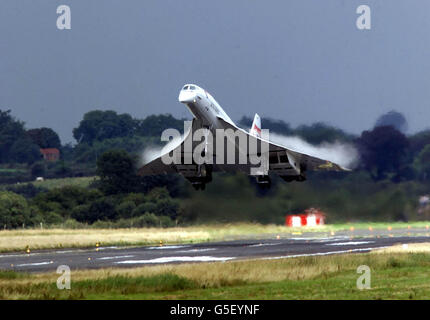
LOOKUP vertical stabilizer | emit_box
[250,113,262,138]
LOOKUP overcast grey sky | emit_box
[0,0,429,143]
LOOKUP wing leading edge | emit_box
[215,116,351,175]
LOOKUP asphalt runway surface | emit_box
[1,228,429,273]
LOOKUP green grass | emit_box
[30,176,97,190]
[0,270,30,280]
[0,168,26,174]
[2,251,430,299]
[0,176,97,190]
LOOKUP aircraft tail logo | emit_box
[250,113,262,138]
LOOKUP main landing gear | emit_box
[190,164,212,191]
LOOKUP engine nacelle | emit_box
[187,164,213,190]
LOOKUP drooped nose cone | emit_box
[178,90,197,103]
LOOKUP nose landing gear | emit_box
[190,164,212,191]
[256,175,271,189]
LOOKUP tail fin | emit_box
[250,113,262,138]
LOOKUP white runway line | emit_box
[248,242,282,247]
[176,248,216,253]
[146,245,190,250]
[116,256,235,264]
[97,246,119,250]
[0,254,29,258]
[261,246,390,261]
[289,236,349,241]
[97,255,135,260]
[15,261,53,267]
[326,241,374,246]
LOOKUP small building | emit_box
[40,148,60,162]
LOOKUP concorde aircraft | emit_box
[138,84,349,190]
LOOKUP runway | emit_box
[1,229,429,272]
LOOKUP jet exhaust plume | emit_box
[140,134,184,167]
[269,133,359,169]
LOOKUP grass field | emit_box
[0,176,97,190]
[1,244,429,299]
[1,221,430,253]
[0,168,26,173]
[27,176,97,190]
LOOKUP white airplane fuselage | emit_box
[178,84,235,131]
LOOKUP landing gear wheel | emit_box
[192,183,206,191]
[192,183,200,191]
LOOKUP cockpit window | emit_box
[183,85,189,90]
[189,85,196,90]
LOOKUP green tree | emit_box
[73,110,136,145]
[414,144,430,180]
[27,127,61,149]
[31,162,46,178]
[9,137,42,164]
[0,191,31,229]
[356,126,409,181]
[135,114,184,137]
[71,197,117,223]
[409,130,430,157]
[96,150,138,195]
[295,122,353,145]
[0,109,32,163]
[375,110,408,133]
[116,201,136,219]
[32,186,102,218]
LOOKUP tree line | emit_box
[1,108,430,228]
[1,107,430,185]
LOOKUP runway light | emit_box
[10,264,13,267]
[330,231,335,236]
[276,235,280,240]
[159,240,163,246]
[88,257,91,261]
[426,225,429,230]
[369,226,373,231]
[25,246,30,254]
[350,226,354,232]
[407,225,411,229]
[387,226,392,231]
[96,242,100,247]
